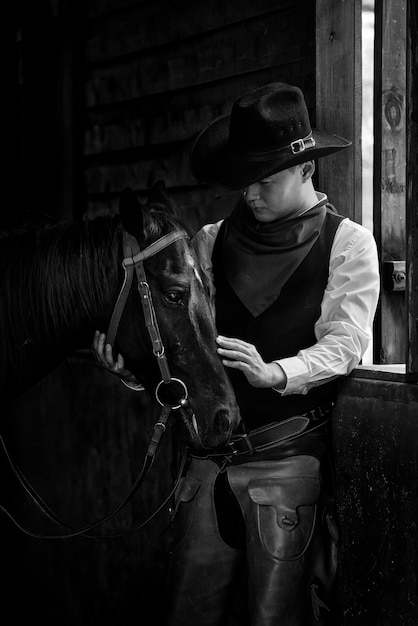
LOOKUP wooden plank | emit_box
[85,0,314,64]
[84,144,195,193]
[406,0,418,380]
[85,187,241,236]
[333,376,418,624]
[84,61,314,155]
[85,12,314,107]
[86,0,167,20]
[84,148,239,210]
[354,363,406,383]
[169,188,241,235]
[315,0,362,222]
[373,0,407,364]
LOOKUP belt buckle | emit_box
[228,433,254,456]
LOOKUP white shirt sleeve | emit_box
[276,218,380,395]
[193,217,380,397]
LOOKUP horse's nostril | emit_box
[213,410,230,436]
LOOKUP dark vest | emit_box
[212,208,344,430]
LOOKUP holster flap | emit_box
[248,476,320,530]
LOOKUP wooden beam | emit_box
[315,0,362,222]
[373,0,407,364]
[406,0,418,380]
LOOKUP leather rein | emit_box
[0,226,193,539]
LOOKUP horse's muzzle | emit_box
[178,399,239,451]
[213,409,233,438]
[200,407,238,450]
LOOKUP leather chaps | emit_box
[163,432,339,626]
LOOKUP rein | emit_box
[0,226,193,539]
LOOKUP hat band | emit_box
[232,133,316,163]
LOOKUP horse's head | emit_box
[112,183,241,451]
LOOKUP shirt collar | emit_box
[298,192,328,217]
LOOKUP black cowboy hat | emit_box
[190,82,352,190]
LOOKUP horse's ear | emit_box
[147,179,175,213]
[119,187,145,240]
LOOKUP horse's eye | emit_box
[164,290,186,305]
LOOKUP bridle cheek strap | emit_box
[106,255,134,349]
[106,229,187,354]
[106,228,190,399]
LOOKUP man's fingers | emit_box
[104,342,116,367]
[217,335,247,347]
[217,335,255,356]
[217,347,250,363]
[93,331,108,366]
[221,358,249,372]
[92,331,137,382]
[95,332,106,355]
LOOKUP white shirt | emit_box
[193,205,380,396]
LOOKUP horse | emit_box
[0,183,240,452]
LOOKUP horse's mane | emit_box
[0,216,122,382]
[0,204,186,392]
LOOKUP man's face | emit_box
[243,165,305,223]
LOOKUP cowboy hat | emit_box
[190,82,351,190]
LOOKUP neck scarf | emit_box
[221,195,329,316]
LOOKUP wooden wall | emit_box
[7,2,418,625]
[5,2,318,625]
[315,0,362,222]
[333,372,418,626]
[82,0,316,232]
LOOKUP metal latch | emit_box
[383,261,406,291]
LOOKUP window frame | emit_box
[316,0,418,382]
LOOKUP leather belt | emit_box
[225,403,334,457]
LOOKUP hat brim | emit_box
[190,114,352,190]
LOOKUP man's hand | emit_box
[216,335,286,389]
[93,331,139,384]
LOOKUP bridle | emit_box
[107,227,192,411]
[0,226,194,539]
[105,226,197,472]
